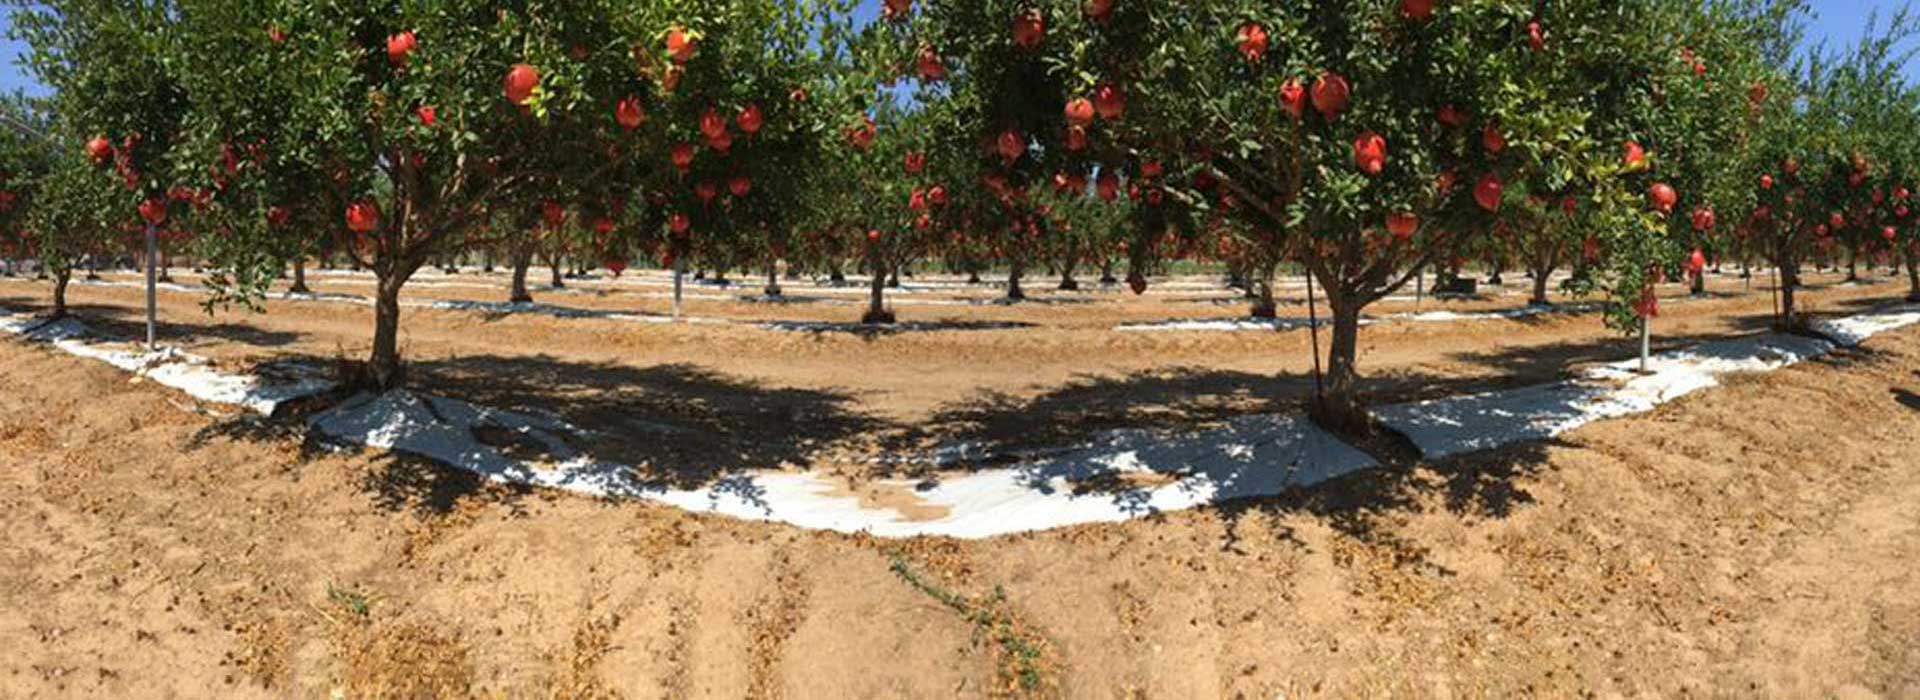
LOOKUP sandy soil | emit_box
[3,276,1919,697]
[0,266,1905,475]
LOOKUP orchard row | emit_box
[0,0,1915,429]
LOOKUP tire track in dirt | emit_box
[743,546,811,700]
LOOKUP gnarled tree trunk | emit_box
[51,269,71,319]
[862,252,893,324]
[368,261,421,390]
[509,247,534,303]
[290,258,311,295]
[1006,261,1026,301]
[1314,289,1369,435]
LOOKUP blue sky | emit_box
[0,0,1909,97]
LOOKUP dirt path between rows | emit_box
[3,307,1918,698]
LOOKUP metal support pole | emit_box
[145,224,158,350]
[672,261,684,322]
[1639,316,1651,374]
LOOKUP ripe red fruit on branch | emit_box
[904,152,926,175]
[700,108,727,141]
[1759,174,1773,190]
[997,129,1025,162]
[1830,212,1846,229]
[882,0,911,21]
[927,185,948,207]
[346,201,379,233]
[267,206,291,228]
[1086,0,1114,23]
[1387,212,1418,240]
[415,105,436,126]
[593,217,615,235]
[729,176,752,197]
[1279,79,1307,120]
[386,31,417,65]
[1527,21,1544,51]
[604,257,627,277]
[671,143,695,171]
[1011,8,1046,49]
[669,213,691,235]
[1690,206,1715,232]
[1687,248,1706,275]
[139,198,167,225]
[85,136,112,165]
[1236,23,1268,62]
[616,97,645,129]
[1064,125,1088,151]
[503,64,539,105]
[1474,173,1504,212]
[1097,171,1120,202]
[1481,124,1506,154]
[1647,183,1677,214]
[1436,104,1465,128]
[1402,0,1433,20]
[1065,97,1095,126]
[848,117,876,150]
[916,45,946,81]
[1623,141,1647,170]
[666,27,695,64]
[1353,132,1387,176]
[1093,84,1125,120]
[1311,72,1350,119]
[542,200,567,227]
[695,180,718,204]
[1140,160,1162,178]
[867,229,882,243]
[1884,226,1898,242]
[737,103,764,135]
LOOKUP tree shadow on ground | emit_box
[394,354,887,490]
[0,296,305,348]
[1214,438,1557,552]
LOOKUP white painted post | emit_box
[672,262,684,322]
[1639,316,1651,373]
[145,223,158,350]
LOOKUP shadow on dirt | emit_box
[1214,437,1556,554]
[395,354,884,490]
[0,297,306,348]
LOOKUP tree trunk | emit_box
[765,262,782,297]
[51,269,71,319]
[1058,260,1080,291]
[1250,280,1277,319]
[290,258,310,295]
[86,256,99,281]
[368,271,411,390]
[1846,244,1859,281]
[1313,292,1370,435]
[828,263,846,286]
[510,249,534,303]
[482,250,494,274]
[1006,262,1026,301]
[1099,260,1117,285]
[1530,266,1553,306]
[862,253,894,324]
[549,257,565,289]
[1906,248,1920,302]
[967,271,981,285]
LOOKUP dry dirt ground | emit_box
[1,267,1918,698]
